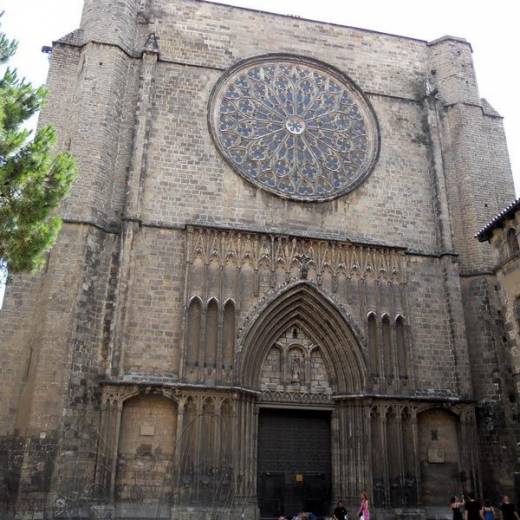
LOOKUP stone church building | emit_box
[1,0,518,518]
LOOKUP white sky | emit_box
[1,0,518,306]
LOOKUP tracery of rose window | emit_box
[209,55,379,201]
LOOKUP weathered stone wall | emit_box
[0,224,118,515]
[417,409,460,506]
[116,227,185,378]
[154,0,428,98]
[0,0,517,516]
[490,219,520,396]
[116,395,177,501]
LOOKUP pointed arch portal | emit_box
[236,283,368,517]
[239,282,367,394]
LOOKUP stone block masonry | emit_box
[0,0,517,517]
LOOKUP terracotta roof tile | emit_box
[476,197,520,241]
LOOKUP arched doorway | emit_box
[256,325,334,517]
[237,282,367,518]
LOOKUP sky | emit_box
[0,0,519,303]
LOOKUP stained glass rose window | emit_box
[208,55,380,201]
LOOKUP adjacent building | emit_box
[477,200,520,497]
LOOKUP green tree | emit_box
[0,13,77,274]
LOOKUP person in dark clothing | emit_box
[499,496,520,520]
[334,500,348,520]
[450,496,465,520]
[465,494,482,520]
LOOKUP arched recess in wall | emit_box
[417,409,460,506]
[386,407,400,506]
[396,316,407,382]
[220,399,234,466]
[205,299,219,369]
[402,407,417,505]
[201,398,216,474]
[310,346,328,391]
[238,282,366,393]
[115,394,177,502]
[186,298,202,367]
[371,407,384,506]
[179,397,197,480]
[367,313,378,378]
[508,228,519,257]
[260,344,283,387]
[223,300,235,370]
[382,315,393,379]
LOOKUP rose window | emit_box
[208,55,380,201]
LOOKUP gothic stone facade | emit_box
[0,0,518,518]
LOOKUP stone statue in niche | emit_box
[296,253,311,280]
[290,356,302,384]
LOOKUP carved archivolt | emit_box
[238,282,367,393]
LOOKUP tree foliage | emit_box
[0,13,77,274]
[0,12,17,63]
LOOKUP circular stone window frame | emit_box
[208,53,381,203]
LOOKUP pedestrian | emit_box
[334,500,348,520]
[481,500,495,520]
[499,496,520,520]
[465,494,482,520]
[359,492,370,520]
[450,496,465,520]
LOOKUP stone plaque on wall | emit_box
[427,446,445,463]
[140,423,155,436]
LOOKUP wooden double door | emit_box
[257,408,332,518]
